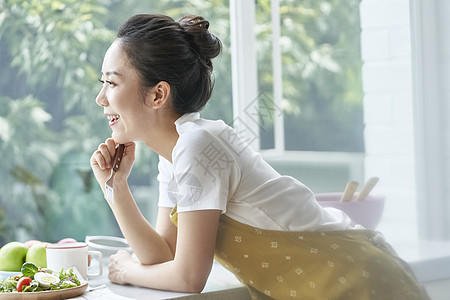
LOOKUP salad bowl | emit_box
[0,281,88,299]
[0,263,87,299]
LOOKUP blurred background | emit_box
[0,0,365,244]
[3,1,450,298]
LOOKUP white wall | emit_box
[359,0,418,242]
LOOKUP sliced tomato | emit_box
[17,276,32,292]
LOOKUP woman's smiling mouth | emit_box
[107,114,121,126]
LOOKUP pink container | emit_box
[315,192,386,229]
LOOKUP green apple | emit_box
[0,241,29,271]
[25,242,47,268]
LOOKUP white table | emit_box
[86,239,450,300]
[391,239,450,300]
[87,260,248,300]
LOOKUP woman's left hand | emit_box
[108,250,137,285]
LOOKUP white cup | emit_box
[46,242,102,280]
[85,236,132,266]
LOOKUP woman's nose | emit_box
[95,87,108,107]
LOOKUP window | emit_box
[0,0,232,243]
[231,0,365,193]
[2,0,441,245]
[256,0,364,153]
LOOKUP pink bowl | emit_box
[315,192,385,229]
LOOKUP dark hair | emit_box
[117,14,222,114]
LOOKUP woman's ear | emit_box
[148,81,171,109]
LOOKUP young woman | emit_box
[90,14,429,299]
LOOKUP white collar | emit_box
[174,112,200,134]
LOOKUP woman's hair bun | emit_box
[117,14,222,114]
[179,15,221,70]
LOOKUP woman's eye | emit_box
[98,79,116,87]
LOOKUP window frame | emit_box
[410,0,450,240]
[230,0,365,189]
[231,0,450,241]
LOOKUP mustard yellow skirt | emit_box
[171,207,429,299]
[214,215,429,300]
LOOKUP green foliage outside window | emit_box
[0,0,231,244]
[0,0,117,243]
[0,0,362,244]
[256,0,363,152]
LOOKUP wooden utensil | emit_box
[340,181,359,202]
[356,177,379,201]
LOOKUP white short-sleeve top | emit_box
[158,113,354,231]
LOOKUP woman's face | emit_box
[96,40,152,143]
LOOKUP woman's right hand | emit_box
[90,138,136,196]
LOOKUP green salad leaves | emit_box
[0,262,82,293]
[0,278,17,292]
[21,262,39,279]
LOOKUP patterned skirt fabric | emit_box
[214,215,430,300]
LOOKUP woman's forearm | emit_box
[108,179,174,264]
[121,258,211,293]
[107,207,220,293]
